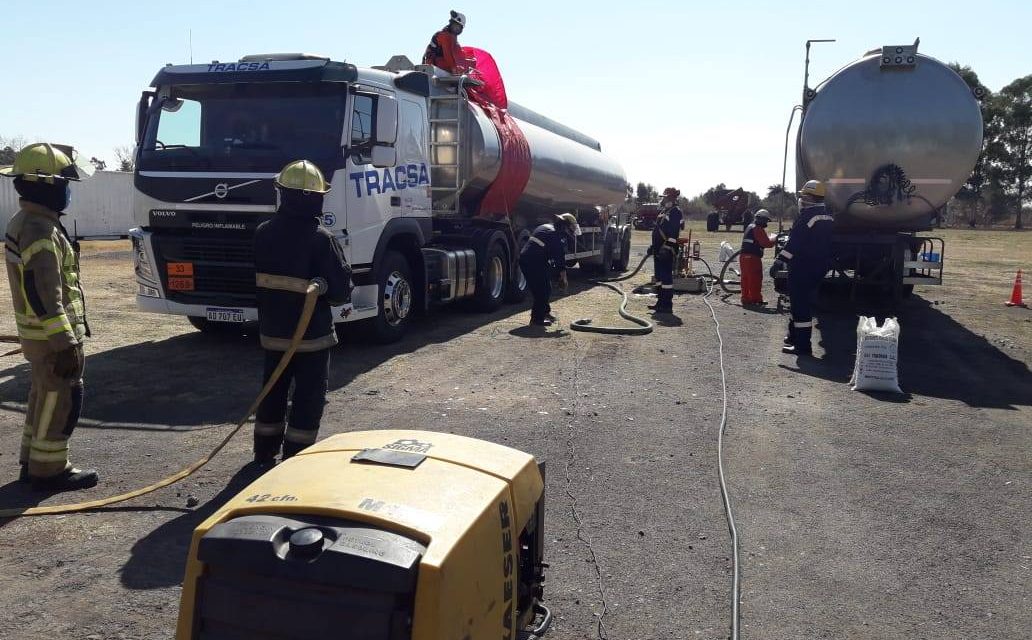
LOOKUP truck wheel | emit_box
[616,230,632,272]
[369,250,413,344]
[474,241,508,312]
[706,213,719,232]
[505,230,530,303]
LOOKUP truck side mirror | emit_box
[136,91,156,145]
[371,145,397,168]
[375,96,398,145]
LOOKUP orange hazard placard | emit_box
[168,277,195,291]
[167,262,194,276]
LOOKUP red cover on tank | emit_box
[462,47,532,219]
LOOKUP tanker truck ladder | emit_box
[429,92,468,216]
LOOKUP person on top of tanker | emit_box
[423,10,474,75]
[519,213,581,327]
[252,160,353,465]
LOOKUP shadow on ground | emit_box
[788,297,1030,410]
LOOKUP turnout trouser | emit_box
[739,254,764,305]
[653,251,674,310]
[786,267,824,351]
[20,345,85,478]
[254,348,331,459]
[519,254,552,322]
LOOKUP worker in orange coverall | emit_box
[738,209,775,306]
[423,10,472,74]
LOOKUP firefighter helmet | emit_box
[556,212,582,236]
[662,187,681,200]
[275,160,332,194]
[797,179,826,199]
[753,209,771,224]
[0,143,91,183]
[449,10,467,27]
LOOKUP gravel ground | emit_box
[0,235,1028,640]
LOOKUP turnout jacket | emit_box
[521,224,569,272]
[4,200,88,361]
[780,204,835,274]
[740,222,775,257]
[651,205,683,255]
[254,208,352,352]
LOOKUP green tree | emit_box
[994,75,1031,229]
[635,182,658,205]
[115,145,136,172]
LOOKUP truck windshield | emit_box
[138,83,348,172]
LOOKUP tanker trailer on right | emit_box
[788,39,984,302]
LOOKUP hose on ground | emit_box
[0,281,322,518]
[718,250,742,295]
[1,335,20,358]
[569,254,653,335]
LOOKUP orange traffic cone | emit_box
[1006,269,1027,308]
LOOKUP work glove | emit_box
[339,302,354,319]
[311,277,328,295]
[52,346,83,380]
[558,271,569,290]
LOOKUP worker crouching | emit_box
[252,161,353,463]
[780,180,835,356]
[648,188,683,314]
[2,143,97,491]
[739,209,775,306]
[519,213,580,326]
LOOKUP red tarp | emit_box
[461,47,532,219]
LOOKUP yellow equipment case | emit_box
[175,430,549,640]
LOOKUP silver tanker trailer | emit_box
[129,54,630,341]
[791,39,983,300]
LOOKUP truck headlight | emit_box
[131,235,155,280]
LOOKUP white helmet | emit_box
[556,212,582,236]
[449,10,467,27]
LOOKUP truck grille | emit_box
[152,235,257,306]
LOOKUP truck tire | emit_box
[473,241,508,312]
[369,250,413,344]
[616,229,632,272]
[505,229,530,303]
[706,212,719,232]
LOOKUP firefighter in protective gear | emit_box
[253,160,353,463]
[520,213,580,326]
[2,143,97,491]
[423,10,472,74]
[780,180,834,356]
[647,187,683,314]
[739,209,775,306]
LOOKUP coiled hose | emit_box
[0,281,322,518]
[570,254,653,335]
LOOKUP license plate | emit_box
[168,277,195,291]
[206,307,245,323]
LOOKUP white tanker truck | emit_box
[129,54,630,341]
[789,40,984,301]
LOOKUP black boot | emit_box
[18,463,29,483]
[31,467,99,492]
[781,344,812,356]
[529,317,552,326]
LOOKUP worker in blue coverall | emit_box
[779,180,835,356]
[648,187,683,314]
[519,213,581,326]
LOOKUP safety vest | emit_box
[4,201,88,357]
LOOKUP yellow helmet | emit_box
[275,160,331,194]
[556,212,582,236]
[0,142,91,183]
[798,179,826,198]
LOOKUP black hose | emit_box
[569,255,654,335]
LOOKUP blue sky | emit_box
[1,0,1028,197]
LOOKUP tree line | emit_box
[0,137,136,173]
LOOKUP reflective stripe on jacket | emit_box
[651,206,683,254]
[4,200,88,359]
[740,223,775,257]
[521,224,568,271]
[781,204,835,273]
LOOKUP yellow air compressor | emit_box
[175,430,550,640]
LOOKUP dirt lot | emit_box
[0,224,1028,639]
